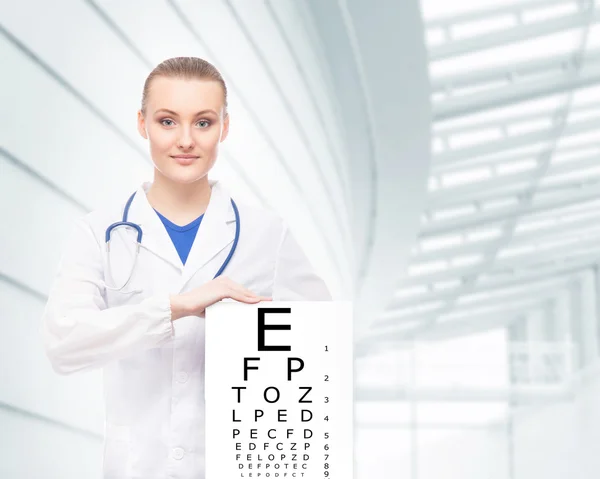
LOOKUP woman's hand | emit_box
[169,276,271,320]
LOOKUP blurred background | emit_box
[1,0,600,477]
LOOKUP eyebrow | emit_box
[154,108,218,117]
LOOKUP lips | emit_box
[171,155,199,166]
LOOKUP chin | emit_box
[162,167,210,185]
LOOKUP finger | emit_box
[244,293,272,302]
[241,295,271,304]
[241,291,263,300]
[239,291,270,300]
[228,290,262,303]
[239,296,262,304]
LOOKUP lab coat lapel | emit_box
[126,182,184,273]
[180,180,236,288]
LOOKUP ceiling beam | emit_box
[414,216,600,264]
[429,8,599,61]
[355,384,571,402]
[428,174,600,212]
[431,49,600,93]
[434,117,600,166]
[388,255,598,311]
[379,278,570,325]
[357,420,506,430]
[429,153,600,209]
[432,141,600,176]
[426,0,579,29]
[363,305,531,349]
[434,64,600,121]
[421,181,600,237]
[405,239,600,285]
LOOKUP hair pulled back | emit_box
[141,56,228,116]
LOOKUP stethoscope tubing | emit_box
[104,191,239,291]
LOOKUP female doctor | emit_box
[41,56,331,479]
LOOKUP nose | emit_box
[177,126,195,150]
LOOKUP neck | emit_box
[146,172,212,224]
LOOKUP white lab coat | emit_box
[40,179,331,479]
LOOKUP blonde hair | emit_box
[141,56,228,116]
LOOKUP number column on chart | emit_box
[323,344,331,479]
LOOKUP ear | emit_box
[220,113,230,142]
[137,110,148,139]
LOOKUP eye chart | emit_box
[205,301,353,479]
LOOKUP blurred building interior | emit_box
[1,0,600,478]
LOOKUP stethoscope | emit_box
[104,191,240,292]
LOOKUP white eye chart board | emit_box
[205,301,353,479]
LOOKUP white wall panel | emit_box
[0,34,151,207]
[0,406,102,479]
[0,0,149,146]
[0,156,85,294]
[266,0,352,197]
[303,0,431,333]
[227,0,349,212]
[300,0,375,263]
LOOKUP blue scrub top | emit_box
[154,209,204,265]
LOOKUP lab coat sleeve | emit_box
[272,222,332,301]
[40,216,174,375]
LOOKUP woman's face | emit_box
[137,76,229,184]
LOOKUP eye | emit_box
[160,118,175,126]
[197,119,211,128]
